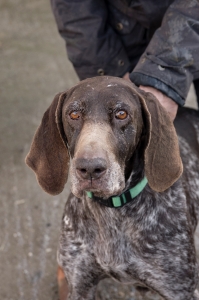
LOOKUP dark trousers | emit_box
[193,79,199,108]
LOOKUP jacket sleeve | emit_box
[50,0,130,80]
[130,0,199,106]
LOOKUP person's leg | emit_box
[193,79,199,108]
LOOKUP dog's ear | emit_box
[25,92,69,195]
[132,86,183,192]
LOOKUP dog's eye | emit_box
[115,110,128,120]
[70,111,81,120]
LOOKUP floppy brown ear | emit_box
[130,85,183,192]
[25,92,70,195]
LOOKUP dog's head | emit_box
[26,77,182,198]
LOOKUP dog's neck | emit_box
[124,167,145,192]
[124,140,146,191]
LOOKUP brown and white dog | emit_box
[26,77,199,300]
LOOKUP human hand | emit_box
[139,85,178,121]
[123,72,131,82]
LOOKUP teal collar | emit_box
[86,176,148,208]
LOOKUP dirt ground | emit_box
[0,1,198,299]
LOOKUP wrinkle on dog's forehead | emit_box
[65,76,141,110]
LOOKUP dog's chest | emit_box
[94,224,144,282]
[60,199,145,280]
[59,190,194,284]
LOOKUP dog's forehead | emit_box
[66,76,140,108]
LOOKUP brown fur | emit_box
[25,77,199,300]
[26,77,182,194]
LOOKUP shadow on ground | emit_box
[0,1,198,299]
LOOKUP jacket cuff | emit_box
[130,72,185,106]
[74,47,131,80]
[130,50,195,106]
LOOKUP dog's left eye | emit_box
[70,111,81,120]
[115,110,128,120]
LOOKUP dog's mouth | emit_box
[71,172,125,199]
[78,178,122,197]
[78,178,104,190]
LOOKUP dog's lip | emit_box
[78,179,111,195]
[78,178,103,191]
[77,178,124,198]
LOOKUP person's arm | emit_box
[124,73,178,121]
[130,0,199,109]
[51,0,130,80]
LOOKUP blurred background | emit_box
[0,1,78,299]
[0,0,198,300]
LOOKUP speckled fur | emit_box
[58,181,199,299]
[56,82,199,300]
[27,77,199,300]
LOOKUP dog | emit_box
[26,76,199,300]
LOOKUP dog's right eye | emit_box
[70,111,81,120]
[115,110,128,120]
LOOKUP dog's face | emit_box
[26,76,182,197]
[62,78,143,198]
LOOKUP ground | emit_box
[0,1,198,299]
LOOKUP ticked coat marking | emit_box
[26,77,199,300]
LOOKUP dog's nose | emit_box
[75,158,107,180]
